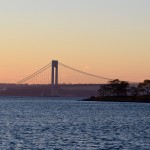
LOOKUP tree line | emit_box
[98,79,150,97]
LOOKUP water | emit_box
[0,97,150,150]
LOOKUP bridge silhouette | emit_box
[17,60,113,96]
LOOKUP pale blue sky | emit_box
[1,0,150,23]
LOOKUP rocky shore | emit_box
[83,95,150,103]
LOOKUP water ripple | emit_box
[0,97,150,149]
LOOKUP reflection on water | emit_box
[0,97,150,149]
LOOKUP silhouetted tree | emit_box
[119,81,130,96]
[98,79,129,97]
[108,79,129,96]
[108,79,120,96]
[138,80,150,95]
[98,79,150,100]
[98,84,112,96]
[138,83,145,95]
[130,86,139,96]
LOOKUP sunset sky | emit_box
[0,0,150,83]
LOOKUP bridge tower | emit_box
[51,60,59,96]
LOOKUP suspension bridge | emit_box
[15,60,112,97]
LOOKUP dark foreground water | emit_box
[0,97,150,150]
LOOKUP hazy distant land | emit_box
[0,84,99,97]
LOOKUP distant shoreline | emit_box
[83,96,150,103]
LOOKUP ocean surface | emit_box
[0,97,150,150]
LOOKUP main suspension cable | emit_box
[59,62,113,81]
[17,63,52,84]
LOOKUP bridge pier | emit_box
[51,60,59,96]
